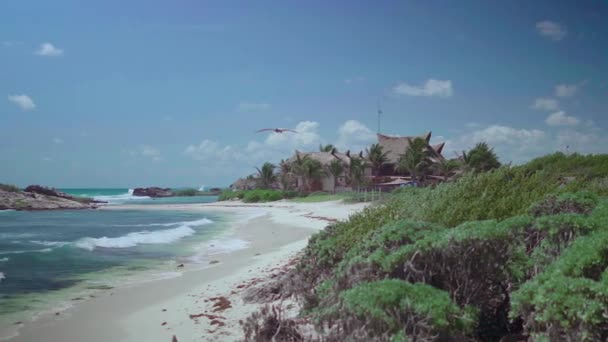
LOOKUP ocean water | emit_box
[59,188,218,205]
[0,194,244,334]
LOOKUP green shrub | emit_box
[242,189,283,203]
[332,280,477,341]
[218,190,243,201]
[529,191,599,217]
[172,188,200,196]
[511,228,608,340]
[0,183,21,192]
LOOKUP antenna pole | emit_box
[377,103,382,133]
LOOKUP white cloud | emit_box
[237,102,271,112]
[130,145,162,162]
[536,21,567,41]
[393,79,453,98]
[531,98,559,111]
[336,120,376,152]
[545,111,580,126]
[35,42,63,57]
[445,125,547,163]
[555,84,578,97]
[8,94,36,111]
[465,122,481,129]
[184,139,242,162]
[344,77,366,84]
[52,138,63,144]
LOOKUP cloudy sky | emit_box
[1,1,607,187]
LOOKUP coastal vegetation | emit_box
[242,152,608,341]
[171,188,222,197]
[0,183,20,193]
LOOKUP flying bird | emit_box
[255,128,298,134]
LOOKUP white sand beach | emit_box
[8,200,367,342]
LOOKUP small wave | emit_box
[0,272,5,282]
[114,217,213,228]
[0,257,8,262]
[0,209,15,213]
[93,189,150,204]
[0,248,53,255]
[207,238,250,255]
[29,240,70,247]
[75,226,196,251]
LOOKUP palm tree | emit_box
[302,159,325,192]
[319,144,336,152]
[349,157,368,189]
[397,137,433,183]
[366,143,389,176]
[327,159,344,192]
[291,153,311,191]
[432,159,461,181]
[255,162,276,189]
[462,142,501,173]
[278,159,295,191]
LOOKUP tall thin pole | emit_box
[377,103,382,133]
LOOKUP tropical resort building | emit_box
[376,132,445,175]
[287,149,372,192]
[282,131,446,192]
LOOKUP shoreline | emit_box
[5,200,367,342]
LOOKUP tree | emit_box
[255,162,276,189]
[302,159,325,192]
[278,159,295,191]
[319,144,336,152]
[397,137,433,183]
[462,142,501,173]
[349,157,368,189]
[327,159,345,192]
[366,143,389,176]
[291,153,311,192]
[432,159,462,181]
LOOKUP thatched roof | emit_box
[377,132,445,164]
[288,148,363,167]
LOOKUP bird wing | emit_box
[256,128,274,133]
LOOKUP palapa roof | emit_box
[288,149,363,167]
[377,132,445,164]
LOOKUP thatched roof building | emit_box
[377,132,445,165]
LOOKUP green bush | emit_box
[332,279,477,341]
[241,189,283,203]
[511,227,608,340]
[218,190,243,201]
[0,183,21,192]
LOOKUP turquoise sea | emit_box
[0,189,235,334]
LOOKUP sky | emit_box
[1,0,607,188]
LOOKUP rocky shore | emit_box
[0,185,103,211]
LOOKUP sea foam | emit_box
[0,272,5,282]
[0,257,9,262]
[93,189,150,204]
[75,217,213,251]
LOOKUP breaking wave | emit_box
[74,217,213,251]
[93,189,150,204]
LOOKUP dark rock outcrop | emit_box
[132,187,173,198]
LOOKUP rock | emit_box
[0,188,96,211]
[24,185,106,204]
[132,187,173,198]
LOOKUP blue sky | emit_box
[1,0,607,187]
